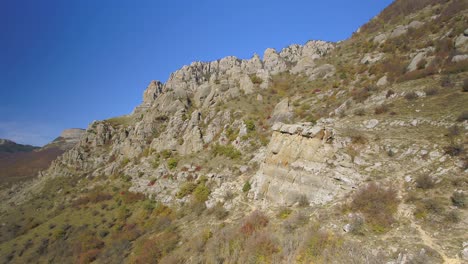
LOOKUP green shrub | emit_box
[167,158,178,170]
[161,150,172,159]
[242,181,251,193]
[151,158,160,169]
[277,207,292,219]
[121,157,130,167]
[212,144,241,160]
[176,182,197,199]
[193,184,211,203]
[249,74,263,84]
[244,120,256,133]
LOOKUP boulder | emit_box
[452,54,468,63]
[373,33,387,44]
[390,25,407,38]
[269,98,294,124]
[408,20,424,29]
[376,76,388,87]
[407,52,427,72]
[361,53,384,64]
[364,119,379,129]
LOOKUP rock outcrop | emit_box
[250,121,361,206]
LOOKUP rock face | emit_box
[44,40,335,176]
[250,122,361,206]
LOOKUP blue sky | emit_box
[0,0,393,146]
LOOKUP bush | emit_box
[415,175,435,189]
[241,232,279,263]
[421,198,444,214]
[249,74,263,84]
[240,210,269,236]
[244,119,256,133]
[277,207,292,219]
[386,89,395,98]
[300,228,340,261]
[404,91,418,101]
[151,158,160,169]
[445,210,461,223]
[160,150,172,159]
[212,144,241,160]
[350,134,366,145]
[193,184,211,203]
[350,182,399,232]
[451,191,466,208]
[176,182,197,199]
[424,87,438,96]
[354,108,365,116]
[167,158,178,170]
[374,104,390,115]
[444,143,464,156]
[242,181,251,193]
[208,203,229,220]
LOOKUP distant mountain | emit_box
[0,129,85,185]
[0,139,39,153]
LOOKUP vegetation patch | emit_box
[211,144,241,159]
[349,182,399,232]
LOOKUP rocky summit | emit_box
[1,0,467,263]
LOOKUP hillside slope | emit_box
[0,0,467,263]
